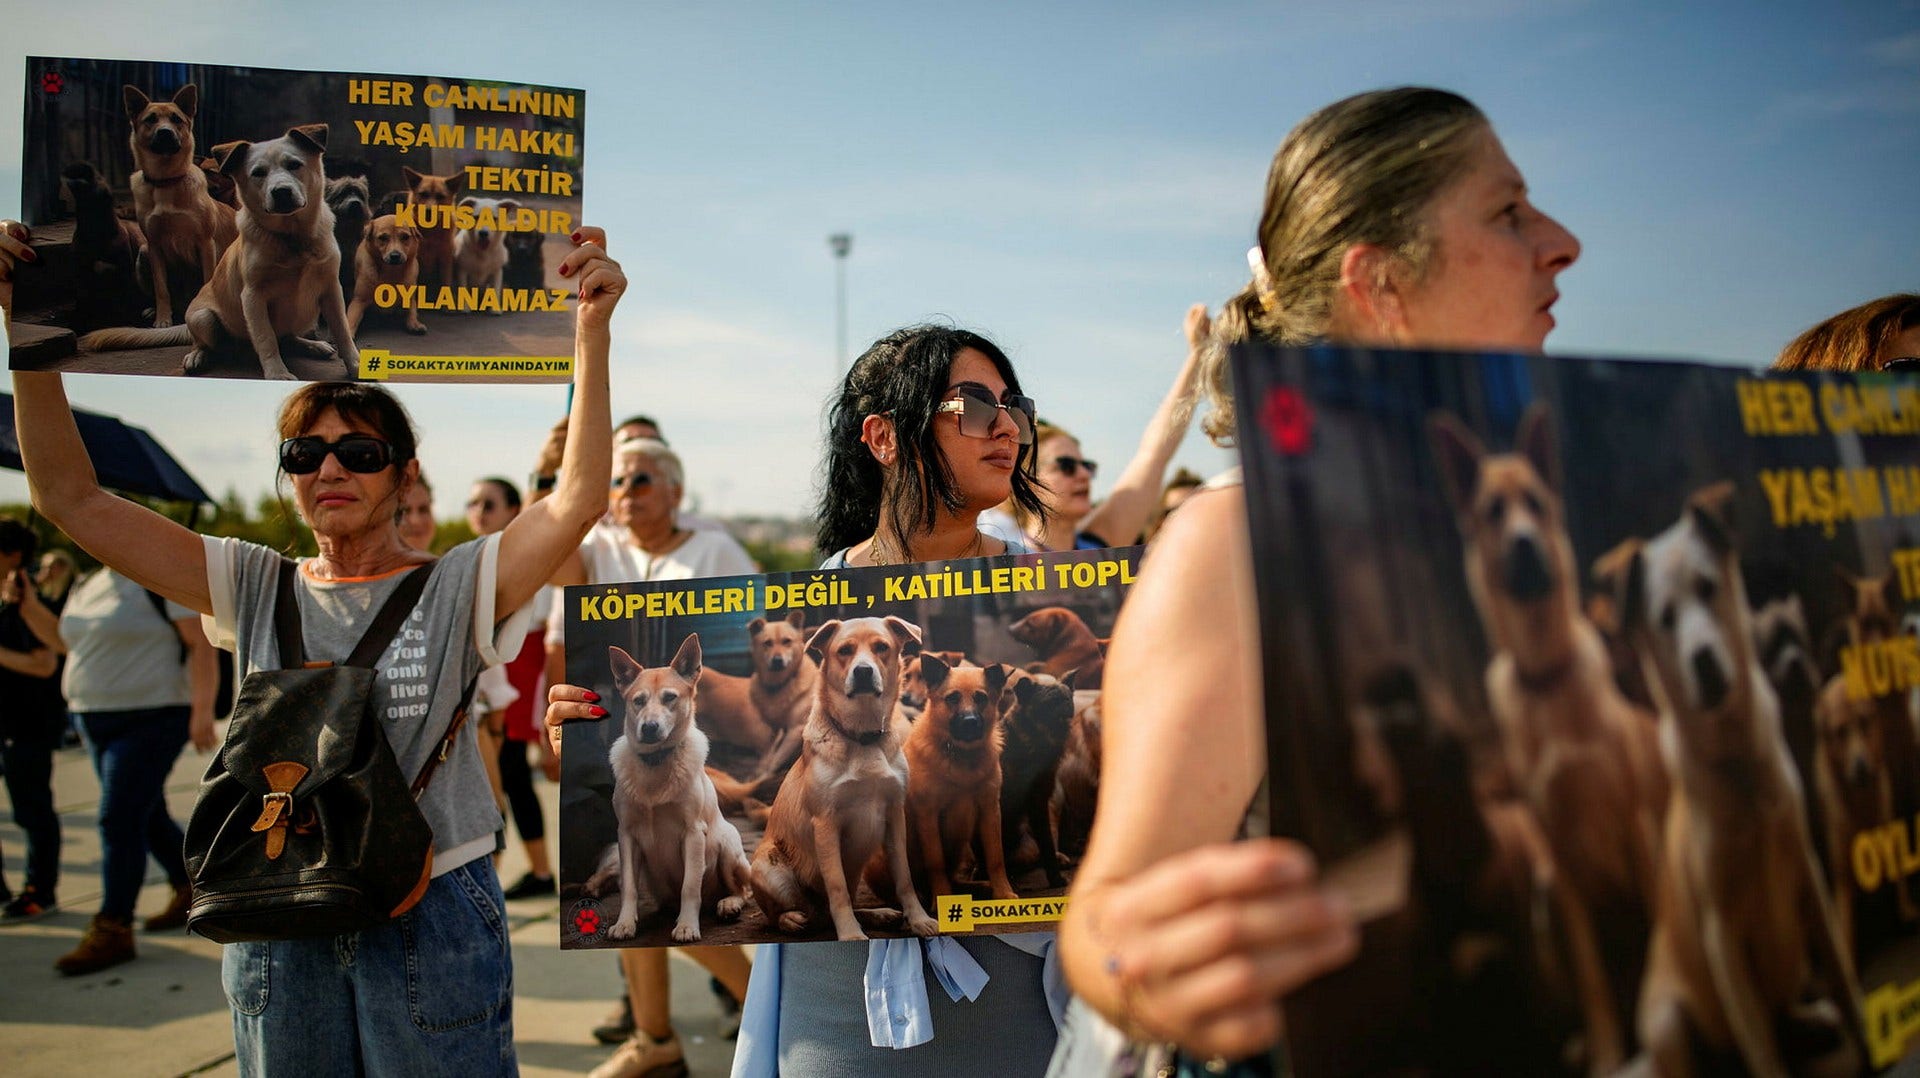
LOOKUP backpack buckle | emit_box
[251,763,310,861]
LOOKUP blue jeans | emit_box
[77,706,191,920]
[221,857,517,1076]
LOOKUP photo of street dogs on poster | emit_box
[556,547,1133,948]
[11,57,583,382]
[1232,342,1920,1076]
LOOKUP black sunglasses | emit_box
[610,472,659,491]
[935,384,1036,444]
[1883,356,1920,374]
[279,435,396,475]
[1048,455,1098,478]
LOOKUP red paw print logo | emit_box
[573,907,601,936]
[1261,386,1315,457]
[40,71,64,96]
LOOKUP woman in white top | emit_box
[10,563,218,975]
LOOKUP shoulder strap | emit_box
[272,559,304,669]
[273,557,464,795]
[411,672,480,798]
[342,561,437,669]
[143,586,189,665]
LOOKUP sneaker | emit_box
[592,993,636,1046]
[144,883,193,931]
[588,1030,686,1078]
[3,887,53,919]
[55,913,136,975]
[710,976,742,1040]
[501,872,557,901]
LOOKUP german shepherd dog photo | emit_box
[120,84,236,328]
[1430,403,1668,1071]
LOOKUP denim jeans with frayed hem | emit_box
[221,857,516,1077]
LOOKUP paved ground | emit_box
[0,729,745,1077]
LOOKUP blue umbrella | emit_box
[0,390,213,506]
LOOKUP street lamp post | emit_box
[829,233,851,372]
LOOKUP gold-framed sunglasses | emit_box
[935,385,1036,444]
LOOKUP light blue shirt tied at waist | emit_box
[730,934,1068,1077]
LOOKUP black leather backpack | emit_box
[184,559,472,943]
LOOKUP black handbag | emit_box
[184,558,473,943]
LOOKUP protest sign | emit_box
[1233,343,1920,1075]
[11,57,582,382]
[556,547,1136,948]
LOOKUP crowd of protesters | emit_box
[0,80,1916,1078]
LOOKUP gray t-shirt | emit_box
[203,534,530,876]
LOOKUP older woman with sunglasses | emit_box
[1005,305,1208,553]
[2,217,624,1075]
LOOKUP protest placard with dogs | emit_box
[556,547,1138,948]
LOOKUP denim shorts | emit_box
[221,856,516,1076]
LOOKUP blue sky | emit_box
[2,0,1915,518]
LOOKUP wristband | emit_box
[530,472,557,492]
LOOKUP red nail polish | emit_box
[588,705,607,718]
[583,690,600,703]
[558,263,571,276]
[570,231,582,243]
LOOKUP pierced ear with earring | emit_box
[860,413,897,467]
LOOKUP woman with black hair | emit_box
[813,324,1044,567]
[748,324,1061,1075]
[546,323,1063,1076]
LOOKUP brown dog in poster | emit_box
[1619,485,1864,1076]
[698,611,816,759]
[121,84,236,328]
[1430,403,1666,1072]
[401,165,464,290]
[1814,674,1898,966]
[894,655,1017,904]
[750,617,939,941]
[345,214,425,337]
[1009,606,1107,689]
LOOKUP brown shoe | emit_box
[55,914,136,976]
[144,883,192,931]
[587,1030,687,1078]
